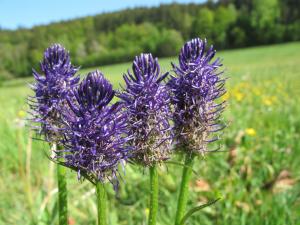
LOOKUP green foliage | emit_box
[285,21,300,41]
[251,0,280,30]
[0,1,299,81]
[192,7,215,40]
[213,4,238,47]
[110,23,160,53]
[251,0,281,43]
[155,29,184,57]
[229,27,246,47]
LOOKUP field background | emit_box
[0,42,299,224]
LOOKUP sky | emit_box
[0,0,205,30]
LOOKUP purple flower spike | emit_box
[62,70,130,184]
[119,53,172,166]
[168,38,226,155]
[29,44,79,142]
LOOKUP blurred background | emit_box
[0,0,299,224]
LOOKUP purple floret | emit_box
[29,43,79,142]
[62,70,131,184]
[118,53,172,166]
[168,38,226,154]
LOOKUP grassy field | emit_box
[0,42,300,225]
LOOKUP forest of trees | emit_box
[0,0,299,81]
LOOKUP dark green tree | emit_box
[192,7,214,40]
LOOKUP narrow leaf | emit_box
[180,198,221,225]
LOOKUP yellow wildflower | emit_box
[262,96,277,106]
[245,128,256,136]
[234,91,244,102]
[17,110,26,118]
[263,98,272,106]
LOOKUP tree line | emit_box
[0,0,299,81]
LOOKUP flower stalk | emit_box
[56,145,68,225]
[148,164,159,225]
[96,182,107,225]
[175,153,196,225]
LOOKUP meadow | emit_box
[0,42,299,225]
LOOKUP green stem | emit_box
[96,182,107,225]
[174,153,196,225]
[57,146,68,225]
[148,164,159,225]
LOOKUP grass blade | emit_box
[179,198,221,225]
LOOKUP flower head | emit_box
[29,44,79,142]
[61,70,130,184]
[168,38,226,154]
[118,53,172,166]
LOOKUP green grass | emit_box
[0,42,300,225]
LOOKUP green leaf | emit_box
[179,198,221,225]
